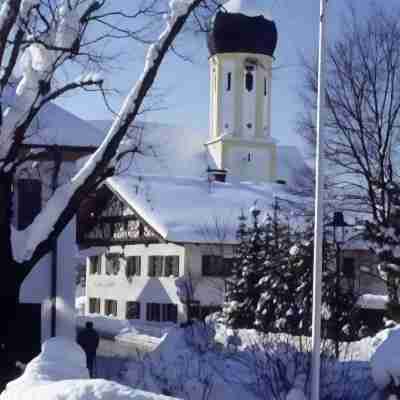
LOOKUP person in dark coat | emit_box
[77,322,99,377]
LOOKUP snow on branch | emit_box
[14,0,201,265]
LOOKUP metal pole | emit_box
[311,1,328,399]
[51,149,61,337]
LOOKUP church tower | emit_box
[206,0,278,182]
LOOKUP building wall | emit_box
[209,52,273,140]
[85,243,186,322]
[341,249,386,296]
[85,242,235,323]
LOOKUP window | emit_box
[146,303,161,321]
[148,256,179,277]
[89,255,101,275]
[126,256,141,278]
[264,77,267,96]
[162,304,178,323]
[89,298,100,314]
[104,299,118,317]
[165,256,179,277]
[106,254,120,275]
[146,303,177,323]
[245,71,254,92]
[126,301,140,319]
[343,257,355,279]
[148,256,163,277]
[202,256,233,277]
[18,179,41,229]
[227,72,232,91]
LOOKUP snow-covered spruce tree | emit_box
[254,210,293,333]
[365,181,400,315]
[0,0,211,371]
[255,218,366,342]
[223,207,266,329]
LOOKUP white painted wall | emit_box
[86,243,186,322]
[85,242,235,322]
[226,146,272,182]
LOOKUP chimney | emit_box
[207,168,228,183]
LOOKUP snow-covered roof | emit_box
[223,0,272,20]
[91,120,208,177]
[275,145,310,185]
[91,120,308,187]
[106,174,296,244]
[25,103,105,148]
[4,86,104,149]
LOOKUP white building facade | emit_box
[85,242,232,324]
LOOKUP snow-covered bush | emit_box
[121,320,374,400]
[0,337,177,400]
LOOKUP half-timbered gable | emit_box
[77,186,161,248]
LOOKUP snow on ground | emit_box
[77,314,132,338]
[77,314,172,342]
[370,326,400,390]
[75,314,400,399]
[0,337,178,400]
[118,320,376,400]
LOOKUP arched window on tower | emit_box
[264,77,267,96]
[227,72,231,91]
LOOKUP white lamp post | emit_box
[311,1,329,400]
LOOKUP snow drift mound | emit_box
[0,337,178,400]
[371,326,400,390]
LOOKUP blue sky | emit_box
[58,1,397,154]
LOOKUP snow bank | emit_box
[3,379,177,400]
[357,294,388,310]
[0,337,178,400]
[77,315,173,340]
[371,326,400,390]
[77,314,131,337]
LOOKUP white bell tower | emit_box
[205,1,278,183]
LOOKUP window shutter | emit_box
[18,179,42,229]
[165,256,179,277]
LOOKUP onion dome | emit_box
[208,0,277,58]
